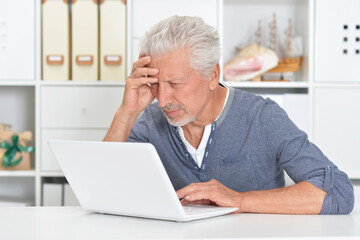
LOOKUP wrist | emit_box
[104,104,142,142]
[236,191,248,213]
[116,105,141,124]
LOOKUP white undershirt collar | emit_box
[178,87,229,167]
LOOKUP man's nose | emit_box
[157,83,173,108]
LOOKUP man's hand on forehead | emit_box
[130,56,159,84]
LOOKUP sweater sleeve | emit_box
[127,109,151,143]
[259,99,354,214]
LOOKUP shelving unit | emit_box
[1,0,359,206]
[0,171,36,177]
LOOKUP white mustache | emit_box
[161,104,186,111]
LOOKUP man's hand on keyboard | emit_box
[176,179,242,213]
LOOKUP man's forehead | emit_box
[151,61,192,76]
[157,72,190,82]
[149,49,189,65]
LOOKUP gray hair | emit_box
[140,15,220,78]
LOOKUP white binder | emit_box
[42,0,70,81]
[100,0,126,81]
[72,0,98,81]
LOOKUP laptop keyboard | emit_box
[183,204,227,215]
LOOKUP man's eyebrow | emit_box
[162,78,185,82]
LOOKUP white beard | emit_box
[164,113,196,127]
[161,104,196,127]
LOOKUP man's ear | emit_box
[209,63,220,91]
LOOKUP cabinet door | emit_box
[313,87,360,178]
[0,0,35,80]
[41,129,107,171]
[41,86,123,128]
[315,0,360,82]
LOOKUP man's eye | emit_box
[170,82,180,88]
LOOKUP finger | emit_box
[131,56,152,73]
[176,183,208,199]
[180,198,189,206]
[132,67,159,78]
[185,190,238,209]
[127,77,158,88]
[177,183,208,198]
[184,190,213,203]
[188,200,213,205]
[180,198,213,207]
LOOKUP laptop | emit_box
[48,140,238,222]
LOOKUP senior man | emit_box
[104,16,354,214]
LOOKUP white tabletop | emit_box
[1,206,360,240]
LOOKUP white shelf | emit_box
[40,171,64,177]
[0,81,36,86]
[223,81,309,88]
[0,170,36,177]
[40,81,125,87]
[313,83,360,88]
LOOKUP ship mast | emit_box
[256,19,262,46]
[286,18,293,57]
[269,13,277,53]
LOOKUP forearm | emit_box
[239,182,327,214]
[104,55,158,142]
[103,107,139,142]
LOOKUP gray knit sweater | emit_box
[128,87,354,214]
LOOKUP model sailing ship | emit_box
[266,14,303,79]
[224,13,303,82]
